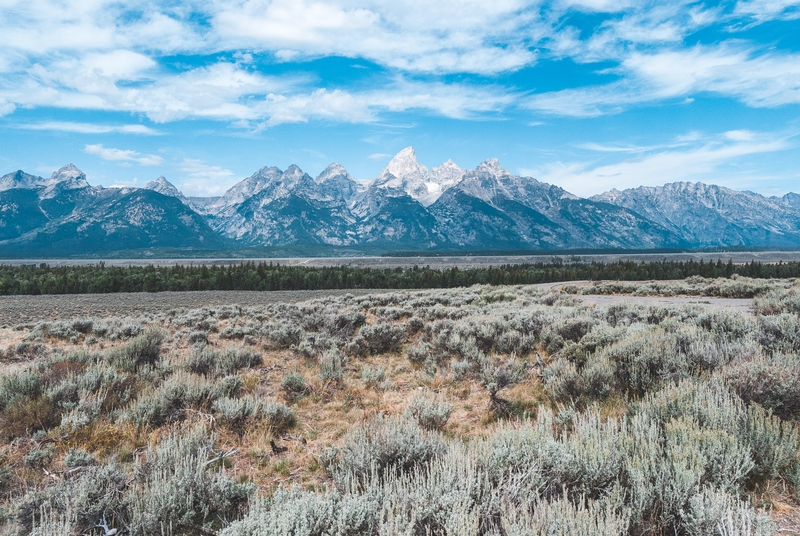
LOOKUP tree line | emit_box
[0,259,797,295]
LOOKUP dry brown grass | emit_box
[2,284,799,534]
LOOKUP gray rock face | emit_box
[429,159,678,249]
[591,182,800,247]
[315,163,364,203]
[0,165,224,255]
[781,192,800,211]
[144,176,185,200]
[371,147,464,207]
[0,170,48,191]
[3,152,799,255]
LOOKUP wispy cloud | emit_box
[178,158,237,196]
[0,1,797,130]
[733,0,800,22]
[19,121,159,135]
[529,130,795,196]
[526,44,800,116]
[367,153,392,159]
[84,144,163,166]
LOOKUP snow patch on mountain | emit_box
[373,147,466,206]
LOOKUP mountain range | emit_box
[2,147,799,256]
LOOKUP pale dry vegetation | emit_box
[563,274,798,299]
[1,279,800,535]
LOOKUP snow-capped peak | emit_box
[476,158,506,177]
[315,162,363,202]
[283,164,306,180]
[316,162,349,183]
[373,147,465,206]
[430,159,465,186]
[214,166,282,208]
[385,146,428,181]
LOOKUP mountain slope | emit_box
[430,159,683,249]
[592,182,800,247]
[0,166,226,256]
[3,152,799,256]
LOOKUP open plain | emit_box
[1,277,800,535]
[4,250,800,269]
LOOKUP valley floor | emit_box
[5,249,800,268]
[1,277,800,535]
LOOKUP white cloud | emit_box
[368,153,392,159]
[526,44,800,116]
[178,158,238,196]
[0,0,797,128]
[0,0,542,76]
[734,0,800,21]
[531,131,793,196]
[1,60,298,123]
[180,158,236,180]
[725,130,756,141]
[84,144,164,166]
[18,121,159,134]
[212,0,540,75]
[0,99,14,116]
[561,0,634,12]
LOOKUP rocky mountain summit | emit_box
[2,149,799,255]
[592,182,800,247]
[0,166,222,254]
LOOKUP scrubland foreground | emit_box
[1,277,800,535]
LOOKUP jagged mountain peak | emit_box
[50,164,87,184]
[381,147,429,186]
[385,147,426,179]
[41,164,89,198]
[314,162,362,203]
[144,176,185,199]
[375,147,468,207]
[430,160,465,184]
[316,162,349,182]
[214,166,282,208]
[782,192,800,210]
[590,180,800,247]
[284,164,306,179]
[476,158,506,177]
[0,170,46,191]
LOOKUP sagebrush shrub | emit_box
[323,416,446,486]
[406,340,431,364]
[680,486,774,536]
[361,366,386,388]
[720,354,800,419]
[262,401,296,433]
[480,358,525,402]
[319,349,346,383]
[280,373,308,401]
[63,448,97,468]
[353,323,407,355]
[106,327,164,372]
[125,427,254,534]
[758,313,800,354]
[213,396,265,436]
[403,394,452,431]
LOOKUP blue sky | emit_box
[0,0,798,197]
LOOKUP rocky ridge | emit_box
[2,150,800,255]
